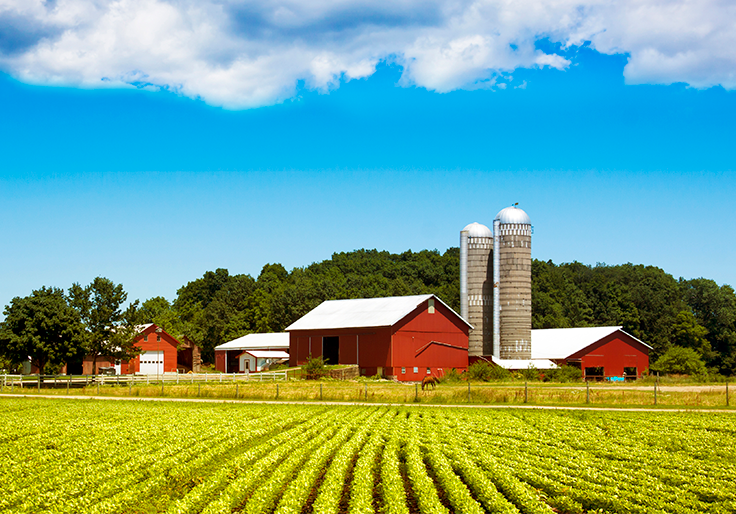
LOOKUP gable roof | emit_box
[286,294,472,332]
[531,326,651,360]
[215,332,290,351]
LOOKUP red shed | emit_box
[531,326,651,379]
[286,294,471,381]
[81,323,182,375]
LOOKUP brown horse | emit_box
[421,375,439,391]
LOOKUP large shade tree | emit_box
[69,277,139,374]
[0,287,85,374]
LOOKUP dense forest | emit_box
[131,249,735,375]
[2,248,735,375]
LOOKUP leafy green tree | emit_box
[680,278,736,374]
[68,277,139,374]
[0,287,85,374]
[650,346,708,377]
[671,311,713,361]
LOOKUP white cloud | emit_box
[0,0,733,108]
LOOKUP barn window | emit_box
[401,367,406,374]
[428,299,435,314]
[624,367,637,379]
[585,367,604,381]
[144,335,148,342]
[157,335,161,342]
[413,367,418,374]
[426,367,431,375]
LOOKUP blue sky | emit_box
[1,0,735,311]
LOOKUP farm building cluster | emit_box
[213,205,650,381]
[35,205,648,379]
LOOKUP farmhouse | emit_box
[286,294,471,381]
[531,326,651,379]
[214,332,290,373]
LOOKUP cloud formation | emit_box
[0,0,733,108]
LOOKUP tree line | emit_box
[1,248,734,375]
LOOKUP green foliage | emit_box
[0,287,86,374]
[467,361,511,381]
[302,355,327,380]
[650,346,708,377]
[520,365,539,381]
[543,365,582,383]
[69,277,140,374]
[440,368,464,383]
[680,278,736,374]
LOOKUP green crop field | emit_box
[1,398,735,514]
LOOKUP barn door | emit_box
[323,336,339,365]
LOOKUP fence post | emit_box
[236,382,239,399]
[97,381,100,395]
[365,383,368,401]
[38,375,41,391]
[586,380,590,404]
[524,381,528,403]
[128,378,132,395]
[276,383,279,400]
[161,378,164,396]
[654,376,658,406]
[67,376,70,395]
[320,383,323,401]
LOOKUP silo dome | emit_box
[494,206,531,225]
[462,222,493,237]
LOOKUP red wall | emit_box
[288,297,470,381]
[289,327,393,368]
[567,331,650,378]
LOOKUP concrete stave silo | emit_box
[460,222,493,357]
[494,206,532,360]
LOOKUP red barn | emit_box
[286,294,471,381]
[81,323,183,375]
[532,326,651,379]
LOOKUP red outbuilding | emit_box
[286,294,471,381]
[81,323,188,375]
[531,326,651,379]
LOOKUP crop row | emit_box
[1,398,735,513]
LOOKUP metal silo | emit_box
[460,222,493,356]
[493,206,532,359]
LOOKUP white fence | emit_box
[0,371,288,390]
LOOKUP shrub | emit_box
[467,361,510,381]
[545,365,583,383]
[650,346,708,377]
[302,355,327,380]
[519,365,539,381]
[440,368,463,383]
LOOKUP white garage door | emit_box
[139,351,163,374]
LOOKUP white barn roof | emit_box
[286,294,471,331]
[531,326,651,360]
[215,332,290,351]
[240,350,290,359]
[491,356,558,370]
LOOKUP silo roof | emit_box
[462,222,492,237]
[494,205,531,224]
